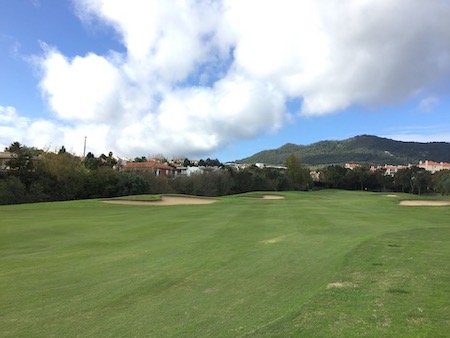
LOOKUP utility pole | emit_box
[83,136,87,157]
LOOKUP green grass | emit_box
[0,190,449,337]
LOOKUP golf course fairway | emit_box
[1,190,449,337]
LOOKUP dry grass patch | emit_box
[326,281,358,289]
[259,235,286,245]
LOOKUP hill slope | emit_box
[237,135,450,166]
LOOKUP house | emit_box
[0,151,13,170]
[186,166,205,176]
[123,161,174,177]
[310,170,320,181]
[344,163,359,170]
[380,164,409,176]
[418,160,450,174]
[173,165,188,177]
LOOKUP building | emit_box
[123,161,174,177]
[376,164,410,176]
[0,151,13,170]
[418,160,450,174]
[344,163,359,170]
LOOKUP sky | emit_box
[1,0,450,162]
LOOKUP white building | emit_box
[418,160,450,174]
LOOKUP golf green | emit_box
[1,190,449,337]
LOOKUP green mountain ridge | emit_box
[237,135,450,166]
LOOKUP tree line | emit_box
[1,143,449,205]
[318,164,450,195]
[0,144,311,205]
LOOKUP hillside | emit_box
[237,135,450,166]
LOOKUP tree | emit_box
[134,156,147,162]
[432,170,450,195]
[0,176,28,205]
[409,166,427,194]
[285,154,311,190]
[232,169,254,193]
[412,169,432,195]
[101,152,117,168]
[320,165,349,189]
[183,158,190,167]
[373,169,394,192]
[205,158,222,167]
[395,168,412,193]
[394,166,430,195]
[115,172,149,196]
[39,151,88,200]
[5,142,41,189]
[262,167,284,191]
[83,152,99,170]
[351,165,372,191]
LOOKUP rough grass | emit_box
[0,190,449,337]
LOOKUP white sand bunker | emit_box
[399,200,450,206]
[262,195,285,200]
[103,196,217,206]
[385,194,398,197]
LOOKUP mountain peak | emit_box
[237,135,450,166]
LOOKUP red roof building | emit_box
[418,160,450,174]
[123,161,174,177]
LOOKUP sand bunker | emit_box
[399,200,450,206]
[262,195,285,200]
[103,196,217,206]
[385,194,398,198]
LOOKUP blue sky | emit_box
[1,0,450,162]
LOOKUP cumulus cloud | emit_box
[0,105,109,154]
[0,106,29,148]
[31,0,450,157]
[39,48,123,121]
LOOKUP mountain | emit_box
[236,135,450,166]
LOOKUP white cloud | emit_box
[0,105,109,155]
[39,48,122,121]
[383,124,450,144]
[221,0,450,115]
[112,74,285,157]
[0,106,29,150]
[418,96,440,113]
[30,0,450,157]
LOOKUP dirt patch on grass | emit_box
[262,195,285,200]
[399,200,450,206]
[327,281,358,289]
[103,196,217,206]
[259,235,286,245]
